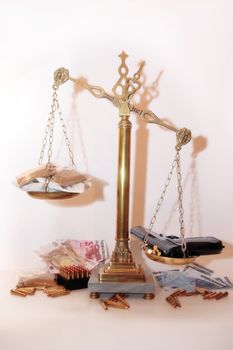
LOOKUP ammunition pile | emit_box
[44,286,70,297]
[99,294,130,311]
[17,277,58,289]
[197,288,229,300]
[166,288,229,308]
[11,287,36,297]
[56,265,91,290]
[59,265,90,280]
[10,285,70,298]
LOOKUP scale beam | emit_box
[54,63,191,138]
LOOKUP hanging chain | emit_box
[56,98,76,168]
[38,84,76,169]
[143,128,191,257]
[46,86,57,168]
[38,84,58,167]
[175,148,187,256]
[143,154,177,245]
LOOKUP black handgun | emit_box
[130,226,224,258]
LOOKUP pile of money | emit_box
[153,262,233,291]
[153,270,196,292]
[68,239,108,270]
[36,239,108,272]
[16,164,91,194]
[183,263,233,290]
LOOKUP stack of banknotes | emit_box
[36,239,108,272]
[16,164,91,193]
[153,263,233,292]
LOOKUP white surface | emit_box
[0,0,233,269]
[1,257,233,350]
[0,1,233,349]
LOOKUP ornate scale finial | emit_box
[112,51,145,102]
[54,67,70,86]
[112,51,129,99]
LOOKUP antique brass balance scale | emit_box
[18,52,191,299]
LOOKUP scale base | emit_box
[99,262,145,282]
[88,267,155,299]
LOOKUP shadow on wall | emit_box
[131,66,164,228]
[48,178,108,208]
[161,135,208,236]
[130,64,208,237]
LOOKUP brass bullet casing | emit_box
[10,289,27,297]
[203,292,216,300]
[16,287,36,295]
[208,292,218,300]
[166,295,181,308]
[110,294,130,309]
[11,283,70,298]
[166,296,177,308]
[174,297,181,308]
[44,286,66,294]
[48,290,70,297]
[202,291,229,300]
[105,300,128,309]
[99,299,108,310]
[182,291,199,297]
[215,291,228,300]
[115,294,130,308]
[56,265,90,290]
[215,292,223,299]
[98,294,130,310]
[19,287,36,292]
[44,284,67,296]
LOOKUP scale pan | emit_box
[144,248,197,265]
[27,192,79,200]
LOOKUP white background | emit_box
[0,1,233,349]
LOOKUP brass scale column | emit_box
[55,52,184,296]
[99,52,145,282]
